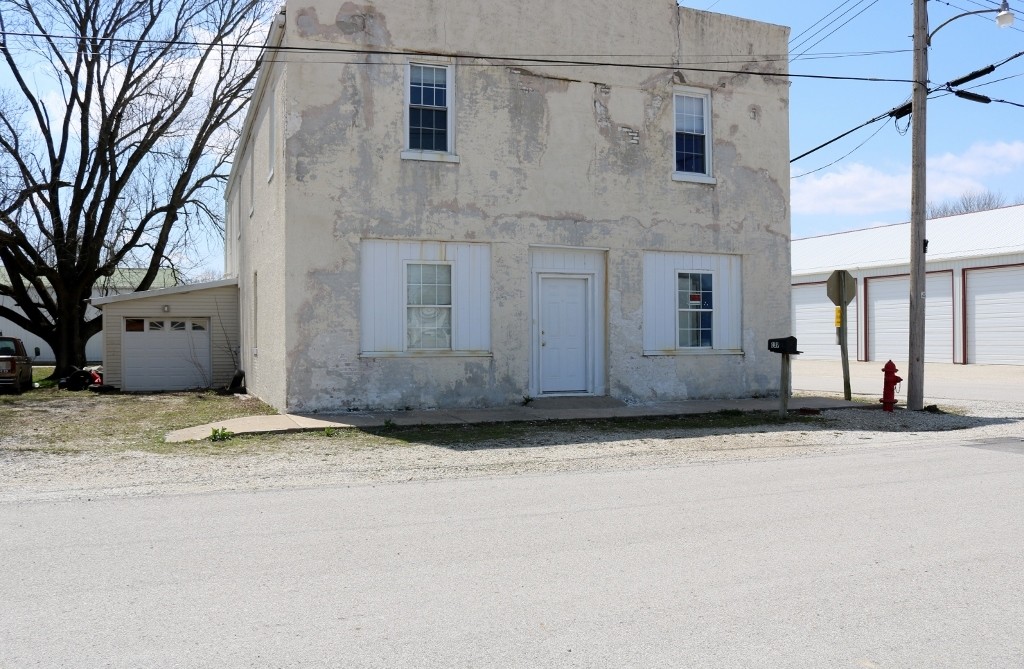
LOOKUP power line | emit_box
[791,48,1023,165]
[790,0,861,47]
[0,30,920,83]
[933,0,1024,35]
[791,0,882,61]
[792,120,890,178]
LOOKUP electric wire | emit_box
[933,0,1024,34]
[791,0,882,61]
[792,120,890,178]
[0,30,920,83]
[789,0,862,49]
[791,48,1023,167]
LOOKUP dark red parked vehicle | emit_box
[0,336,33,394]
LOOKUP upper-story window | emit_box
[673,88,715,184]
[402,62,459,163]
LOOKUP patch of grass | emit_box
[359,411,818,447]
[32,366,57,387]
[0,386,277,452]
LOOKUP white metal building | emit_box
[792,204,1024,365]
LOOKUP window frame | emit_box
[403,260,454,352]
[401,60,460,164]
[672,87,716,185]
[248,150,255,217]
[676,270,715,349]
[267,92,276,182]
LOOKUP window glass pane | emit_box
[676,133,706,174]
[680,96,705,133]
[421,263,436,284]
[149,320,164,331]
[407,306,452,349]
[436,264,451,284]
[192,320,207,331]
[171,321,186,331]
[126,318,144,332]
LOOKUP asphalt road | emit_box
[3,437,1023,668]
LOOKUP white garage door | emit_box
[791,283,859,360]
[122,317,212,391]
[867,273,953,363]
[966,266,1024,365]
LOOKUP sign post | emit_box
[826,270,856,401]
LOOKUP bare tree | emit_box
[0,0,271,375]
[926,190,1009,219]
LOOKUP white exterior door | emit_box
[792,283,859,360]
[539,277,588,393]
[966,266,1024,365]
[122,317,212,391]
[867,273,953,363]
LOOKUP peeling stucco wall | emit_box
[235,0,791,412]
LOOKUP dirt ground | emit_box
[2,388,1022,503]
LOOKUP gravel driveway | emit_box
[4,395,1022,504]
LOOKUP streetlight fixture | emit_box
[906,0,1014,411]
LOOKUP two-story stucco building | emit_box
[225,0,792,413]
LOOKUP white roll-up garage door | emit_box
[122,317,212,391]
[966,266,1024,365]
[866,273,953,363]
[792,283,859,360]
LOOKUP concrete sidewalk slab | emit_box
[793,359,1024,403]
[165,395,859,443]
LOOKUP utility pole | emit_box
[907,0,928,411]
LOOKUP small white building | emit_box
[91,279,240,391]
[792,204,1024,365]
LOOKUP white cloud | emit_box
[792,140,1024,218]
[792,163,908,216]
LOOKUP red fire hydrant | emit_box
[880,360,902,412]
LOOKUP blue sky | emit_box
[681,0,1024,238]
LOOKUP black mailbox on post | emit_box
[768,336,801,355]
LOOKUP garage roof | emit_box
[793,204,1024,276]
[91,277,237,306]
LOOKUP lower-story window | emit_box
[406,263,452,350]
[360,240,491,355]
[678,271,713,348]
[643,251,742,354]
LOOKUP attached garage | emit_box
[122,317,213,391]
[92,279,239,391]
[866,272,953,363]
[792,283,858,360]
[966,265,1024,365]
